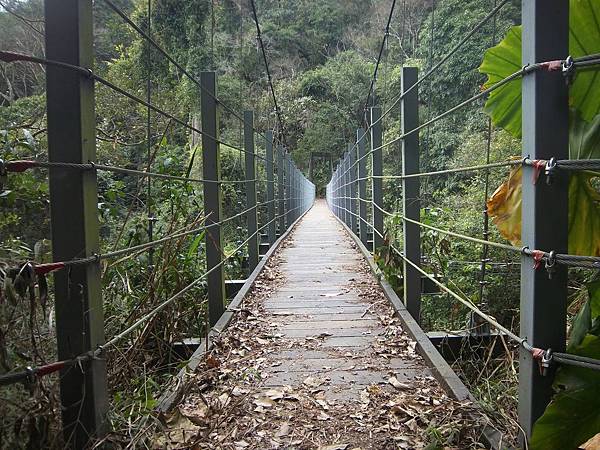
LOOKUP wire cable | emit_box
[249,0,287,148]
[2,159,262,185]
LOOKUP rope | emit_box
[330,198,600,271]
[363,0,397,115]
[22,199,281,275]
[332,53,586,184]
[0,51,269,160]
[249,0,287,147]
[0,203,311,388]
[381,0,510,121]
[478,0,498,308]
[1,159,268,185]
[146,0,154,266]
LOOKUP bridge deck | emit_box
[161,200,479,449]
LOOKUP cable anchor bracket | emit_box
[541,348,554,376]
[562,56,575,85]
[545,157,557,185]
[545,250,557,279]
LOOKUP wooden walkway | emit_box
[262,200,430,399]
[164,200,479,449]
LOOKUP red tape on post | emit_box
[530,160,547,184]
[36,360,67,377]
[540,60,562,72]
[531,250,545,270]
[34,262,66,275]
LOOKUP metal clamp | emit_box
[562,56,575,85]
[24,366,36,394]
[545,250,557,279]
[545,157,557,185]
[540,348,553,376]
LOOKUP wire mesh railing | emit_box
[326,0,600,444]
[0,1,315,447]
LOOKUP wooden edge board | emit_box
[332,214,508,450]
[156,204,314,414]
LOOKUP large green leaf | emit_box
[479,26,523,138]
[568,171,600,257]
[570,0,600,124]
[487,113,600,256]
[569,281,600,349]
[531,279,600,449]
[479,0,600,137]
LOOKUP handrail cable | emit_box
[332,56,589,183]
[331,159,520,192]
[0,204,307,388]
[0,51,270,161]
[22,198,281,275]
[1,159,274,184]
[348,0,510,160]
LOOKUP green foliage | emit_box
[531,283,600,450]
[480,0,600,138]
[478,1,600,443]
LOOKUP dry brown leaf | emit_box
[388,376,410,390]
[275,422,290,437]
[253,397,276,408]
[581,433,600,450]
[303,376,322,388]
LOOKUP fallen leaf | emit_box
[264,388,284,400]
[388,376,410,390]
[317,411,331,421]
[275,422,290,437]
[303,376,322,388]
[253,397,276,408]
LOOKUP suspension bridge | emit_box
[1,0,600,448]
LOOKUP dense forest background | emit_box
[0,0,534,447]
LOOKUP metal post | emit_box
[292,165,297,221]
[277,145,285,236]
[519,1,569,440]
[371,106,384,251]
[401,67,421,322]
[244,111,259,272]
[285,153,292,227]
[265,131,275,244]
[45,1,108,445]
[294,165,302,219]
[344,152,350,227]
[201,72,225,326]
[357,128,368,246]
[349,143,358,235]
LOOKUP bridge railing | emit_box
[0,1,314,447]
[326,1,600,444]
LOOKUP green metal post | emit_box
[357,128,368,246]
[285,152,292,227]
[244,111,259,271]
[201,72,225,326]
[45,1,109,446]
[371,106,384,251]
[349,143,357,234]
[265,131,275,244]
[519,0,569,440]
[401,67,421,322]
[277,145,285,236]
